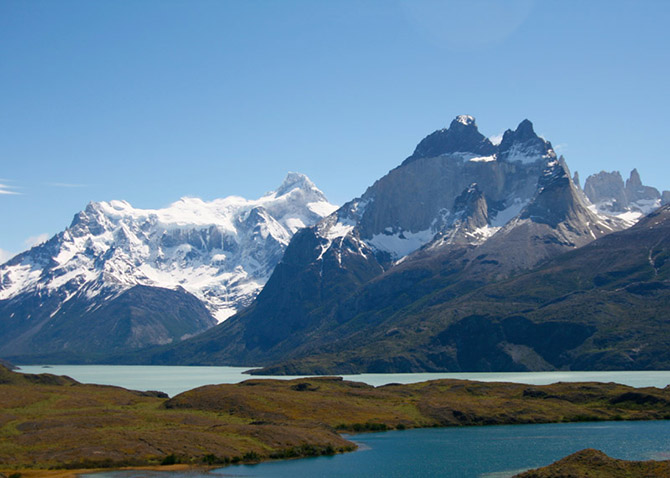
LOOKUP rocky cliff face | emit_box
[344,117,559,261]
[583,171,628,210]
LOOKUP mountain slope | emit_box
[0,173,336,362]
[256,204,670,373]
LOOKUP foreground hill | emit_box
[3,365,670,474]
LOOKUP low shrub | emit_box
[242,451,261,462]
[161,453,179,465]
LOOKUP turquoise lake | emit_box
[81,420,670,478]
[17,364,670,397]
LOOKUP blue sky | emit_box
[1,0,669,260]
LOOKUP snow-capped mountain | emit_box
[0,173,336,361]
[315,116,614,267]
[1,172,336,323]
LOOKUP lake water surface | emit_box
[82,420,670,478]
[17,364,670,397]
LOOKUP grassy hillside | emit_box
[3,365,670,474]
[0,366,350,473]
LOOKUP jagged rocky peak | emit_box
[625,168,660,203]
[336,116,569,261]
[662,191,670,206]
[428,183,495,248]
[467,158,615,277]
[273,172,326,200]
[69,201,111,236]
[573,171,581,189]
[627,168,643,189]
[455,114,476,126]
[405,115,496,163]
[498,119,556,164]
[452,183,489,230]
[520,159,581,227]
[405,116,556,166]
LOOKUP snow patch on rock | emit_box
[368,229,436,259]
[491,199,529,227]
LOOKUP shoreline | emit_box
[1,464,208,478]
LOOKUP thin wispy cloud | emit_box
[0,183,20,195]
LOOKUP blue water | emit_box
[82,420,670,478]
[17,365,670,397]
